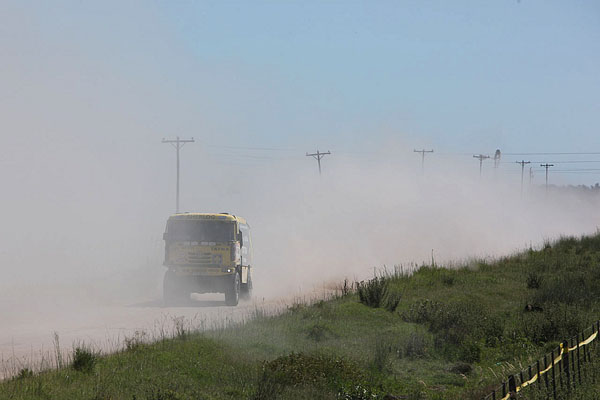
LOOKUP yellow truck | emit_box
[162,213,253,306]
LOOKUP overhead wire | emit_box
[503,152,600,155]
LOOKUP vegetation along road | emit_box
[3,234,600,399]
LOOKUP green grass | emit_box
[2,233,600,399]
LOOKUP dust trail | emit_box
[1,150,598,374]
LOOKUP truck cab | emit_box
[162,213,253,306]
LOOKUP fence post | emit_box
[577,334,582,385]
[508,375,517,399]
[536,360,541,391]
[592,322,599,385]
[563,340,570,392]
[492,389,496,400]
[570,338,576,387]
[502,381,506,398]
[584,331,589,363]
[519,370,524,389]
[543,355,549,392]
[557,347,563,389]
[551,349,557,400]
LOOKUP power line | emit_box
[162,137,195,213]
[552,170,600,175]
[306,150,331,175]
[533,168,600,172]
[504,152,600,155]
[205,144,298,152]
[527,160,600,164]
[207,152,296,160]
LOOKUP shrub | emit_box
[441,273,454,286]
[307,323,330,342]
[400,331,428,359]
[357,276,401,312]
[457,341,481,363]
[337,383,384,400]
[526,271,543,289]
[357,277,386,308]
[124,330,147,352]
[530,273,592,305]
[383,289,401,312]
[254,353,363,400]
[402,299,500,361]
[449,362,472,375]
[341,278,353,297]
[401,299,440,325]
[520,304,587,344]
[371,339,390,372]
[15,368,33,380]
[72,346,98,373]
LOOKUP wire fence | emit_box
[482,321,600,399]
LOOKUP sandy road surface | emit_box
[0,282,297,379]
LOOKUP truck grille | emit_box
[187,252,213,264]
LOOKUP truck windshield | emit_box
[168,221,234,242]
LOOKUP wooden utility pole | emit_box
[414,149,434,173]
[162,136,195,213]
[473,154,490,177]
[306,150,331,175]
[515,160,531,195]
[529,166,534,185]
[494,149,502,168]
[540,163,554,192]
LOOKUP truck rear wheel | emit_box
[163,270,189,306]
[225,273,240,306]
[240,270,252,301]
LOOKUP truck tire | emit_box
[163,270,189,306]
[240,270,252,301]
[225,273,240,306]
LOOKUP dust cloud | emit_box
[1,133,599,370]
[243,153,600,298]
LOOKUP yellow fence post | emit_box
[563,340,570,392]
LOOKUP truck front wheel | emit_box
[163,270,189,306]
[225,273,240,306]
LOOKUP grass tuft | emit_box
[71,345,98,373]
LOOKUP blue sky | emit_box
[154,1,600,152]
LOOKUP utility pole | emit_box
[162,136,195,213]
[515,160,531,195]
[529,167,534,185]
[414,149,434,173]
[306,150,331,175]
[473,154,490,177]
[493,149,502,169]
[540,163,554,193]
